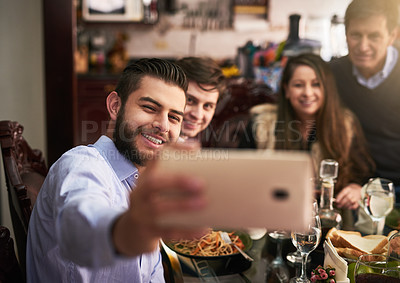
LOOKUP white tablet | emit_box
[157,149,314,232]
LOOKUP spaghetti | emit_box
[170,230,245,257]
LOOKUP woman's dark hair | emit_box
[276,54,343,152]
[115,58,188,106]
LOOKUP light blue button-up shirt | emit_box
[26,135,165,283]
[352,45,398,89]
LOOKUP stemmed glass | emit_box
[362,178,395,235]
[354,254,400,283]
[266,230,291,283]
[286,199,318,266]
[289,202,321,283]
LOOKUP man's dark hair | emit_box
[175,57,226,101]
[115,58,188,106]
[345,0,399,32]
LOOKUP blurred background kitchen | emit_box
[1,0,358,168]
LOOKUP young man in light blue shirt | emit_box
[26,58,207,282]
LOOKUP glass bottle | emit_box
[281,14,322,58]
[317,159,343,250]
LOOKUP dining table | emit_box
[160,201,400,282]
[161,230,326,283]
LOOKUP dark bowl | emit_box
[165,230,253,276]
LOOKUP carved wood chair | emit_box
[0,225,24,283]
[0,120,48,277]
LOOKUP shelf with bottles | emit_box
[179,0,234,31]
[236,40,286,93]
[75,27,131,75]
[248,14,323,93]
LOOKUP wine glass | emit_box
[289,202,321,283]
[362,178,395,235]
[286,199,318,265]
[266,230,291,283]
[354,254,400,283]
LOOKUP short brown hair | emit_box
[176,57,226,101]
[345,0,399,32]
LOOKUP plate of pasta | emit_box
[166,229,253,259]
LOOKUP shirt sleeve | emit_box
[52,148,128,268]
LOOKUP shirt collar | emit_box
[90,135,138,182]
[352,46,398,89]
[382,46,398,76]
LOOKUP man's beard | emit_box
[114,108,149,167]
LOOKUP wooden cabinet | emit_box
[75,76,118,145]
[43,0,159,165]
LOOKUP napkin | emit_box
[324,238,350,283]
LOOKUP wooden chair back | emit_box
[0,120,47,277]
[0,225,24,283]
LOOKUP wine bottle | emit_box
[281,14,322,58]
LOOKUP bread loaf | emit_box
[326,228,398,260]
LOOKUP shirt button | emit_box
[134,173,139,179]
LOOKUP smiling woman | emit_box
[240,53,375,229]
[284,64,324,123]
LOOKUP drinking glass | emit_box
[354,254,400,283]
[388,231,400,260]
[317,159,342,251]
[266,230,291,283]
[362,178,395,235]
[286,199,318,265]
[289,203,321,283]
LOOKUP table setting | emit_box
[161,211,399,282]
[159,156,400,282]
[161,225,399,282]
